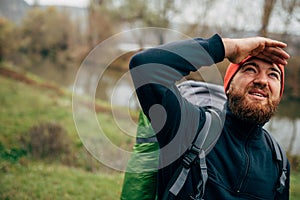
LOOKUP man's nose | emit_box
[253,73,268,88]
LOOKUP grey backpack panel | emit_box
[177,80,226,111]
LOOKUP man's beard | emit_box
[227,85,280,125]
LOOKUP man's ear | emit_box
[226,85,231,95]
[226,84,233,96]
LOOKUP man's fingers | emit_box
[224,37,289,65]
[249,41,290,65]
[264,47,289,64]
[258,50,288,65]
[264,38,287,48]
[255,54,287,65]
[266,47,290,59]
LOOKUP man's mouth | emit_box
[248,89,268,99]
[251,92,265,97]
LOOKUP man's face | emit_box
[227,58,282,124]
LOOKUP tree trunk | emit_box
[260,0,277,37]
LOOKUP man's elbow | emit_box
[129,51,145,70]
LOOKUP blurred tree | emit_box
[111,0,179,28]
[100,0,181,45]
[280,0,300,40]
[0,17,18,62]
[260,0,277,37]
[33,0,40,7]
[20,7,77,64]
[181,0,218,37]
[87,0,119,48]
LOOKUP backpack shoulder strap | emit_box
[168,107,223,199]
[263,130,288,194]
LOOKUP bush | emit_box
[26,122,71,160]
[288,153,300,172]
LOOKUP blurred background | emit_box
[0,0,300,199]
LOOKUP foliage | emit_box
[20,7,75,60]
[288,153,300,172]
[0,17,18,61]
[3,6,86,74]
[108,0,178,27]
[87,2,118,48]
[24,122,71,160]
[0,65,132,199]
[284,56,300,99]
[0,2,300,99]
[0,142,27,163]
[0,64,135,169]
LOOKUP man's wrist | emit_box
[222,38,236,61]
[206,34,226,63]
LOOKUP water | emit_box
[265,116,300,155]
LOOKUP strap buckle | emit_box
[182,154,194,168]
[182,146,200,168]
[277,169,287,194]
[190,145,201,154]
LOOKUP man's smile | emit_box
[247,88,269,101]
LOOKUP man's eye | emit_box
[269,73,279,79]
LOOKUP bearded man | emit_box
[129,34,290,200]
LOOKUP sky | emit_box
[24,0,89,7]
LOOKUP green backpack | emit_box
[120,110,159,200]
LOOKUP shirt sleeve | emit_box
[129,34,225,154]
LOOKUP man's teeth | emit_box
[253,93,263,97]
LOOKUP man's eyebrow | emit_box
[270,66,282,75]
[241,61,259,68]
[241,61,281,75]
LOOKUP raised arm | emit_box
[129,34,225,116]
[129,34,225,148]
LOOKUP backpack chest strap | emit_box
[169,111,212,198]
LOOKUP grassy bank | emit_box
[0,64,135,199]
[0,162,124,200]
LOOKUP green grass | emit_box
[0,161,124,200]
[291,171,300,200]
[0,64,136,157]
[0,64,134,199]
[0,74,75,147]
